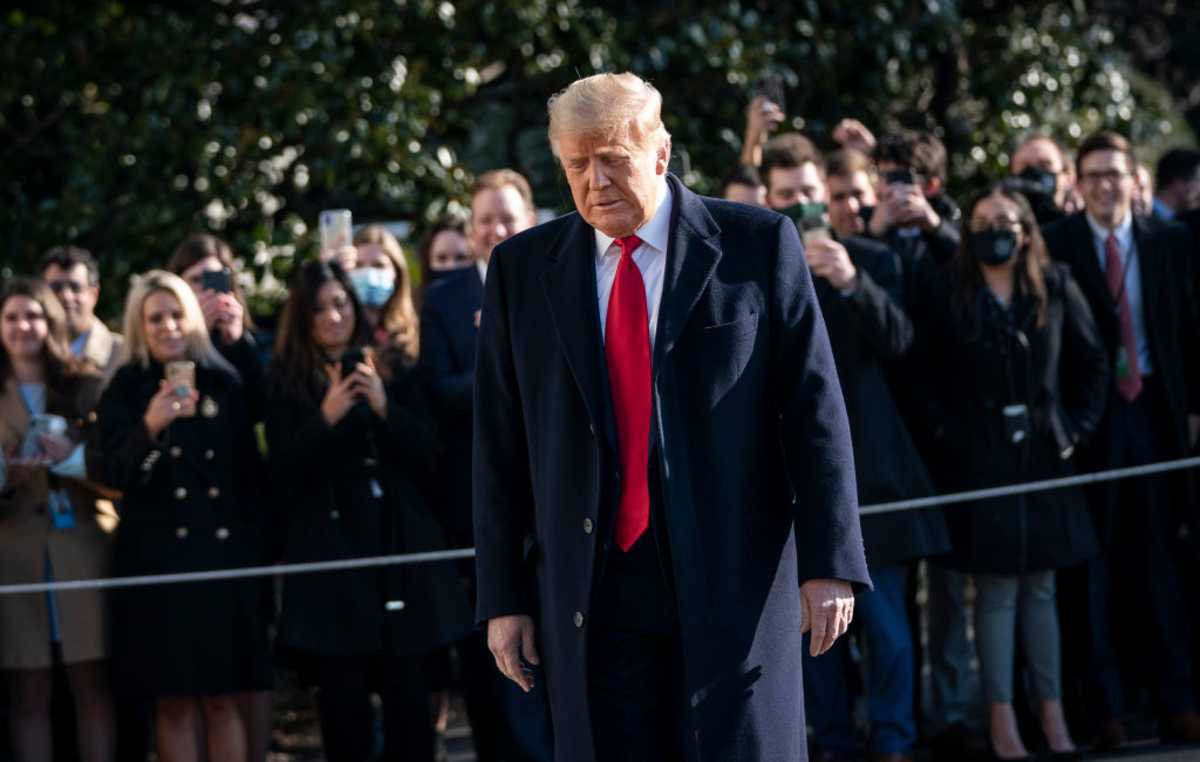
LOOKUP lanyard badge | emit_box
[1115,346,1131,380]
[48,489,76,531]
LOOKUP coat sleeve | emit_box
[924,220,961,266]
[472,250,537,622]
[375,367,441,473]
[769,219,872,590]
[420,294,475,416]
[262,386,339,477]
[96,368,165,494]
[843,254,914,360]
[1058,271,1111,446]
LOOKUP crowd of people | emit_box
[1,87,1200,762]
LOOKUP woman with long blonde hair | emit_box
[350,225,420,369]
[97,271,270,762]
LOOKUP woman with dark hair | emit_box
[349,225,420,370]
[96,271,271,762]
[416,218,470,284]
[922,186,1110,760]
[0,278,116,762]
[264,260,470,762]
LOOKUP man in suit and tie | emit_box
[1043,130,1200,750]
[40,246,124,381]
[474,72,870,762]
[421,169,551,762]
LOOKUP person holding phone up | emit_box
[917,187,1110,760]
[264,260,470,762]
[0,278,118,762]
[96,271,270,762]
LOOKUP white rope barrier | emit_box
[1,456,1197,596]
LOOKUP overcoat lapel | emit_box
[541,216,618,454]
[1066,215,1117,318]
[653,174,722,375]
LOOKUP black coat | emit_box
[1043,213,1200,540]
[473,175,870,762]
[921,262,1110,573]
[97,361,271,697]
[263,361,472,657]
[419,268,484,546]
[816,236,950,568]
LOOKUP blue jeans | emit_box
[803,564,916,755]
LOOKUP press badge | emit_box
[48,490,76,531]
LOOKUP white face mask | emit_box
[348,268,395,307]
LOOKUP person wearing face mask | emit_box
[96,271,271,762]
[263,260,470,762]
[1009,135,1075,226]
[417,218,472,286]
[349,225,420,373]
[918,186,1109,761]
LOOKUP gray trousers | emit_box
[974,570,1061,704]
[927,566,974,731]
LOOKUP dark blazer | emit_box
[263,361,472,657]
[420,267,484,545]
[473,174,870,762]
[97,361,270,697]
[1043,213,1200,538]
[816,235,949,568]
[922,262,1110,573]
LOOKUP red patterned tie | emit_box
[605,235,651,551]
[1105,232,1143,402]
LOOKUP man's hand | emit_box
[896,187,940,231]
[832,118,876,154]
[487,614,540,693]
[805,238,858,291]
[800,578,855,657]
[739,95,785,166]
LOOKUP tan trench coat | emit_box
[0,375,117,669]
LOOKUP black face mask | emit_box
[968,229,1020,266]
[1018,165,1057,198]
[424,264,473,284]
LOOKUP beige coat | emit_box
[0,375,117,669]
[79,320,125,383]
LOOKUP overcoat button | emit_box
[204,449,215,460]
[573,611,584,628]
[583,518,594,534]
[175,526,189,539]
[330,510,341,520]
[169,446,182,458]
[215,527,230,541]
[174,487,187,500]
[208,486,220,499]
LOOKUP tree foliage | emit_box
[2,1,1194,320]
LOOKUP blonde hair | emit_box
[547,72,671,156]
[352,225,420,365]
[118,270,238,378]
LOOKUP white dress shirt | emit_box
[1087,212,1153,374]
[595,177,672,350]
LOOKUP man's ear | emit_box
[656,137,672,175]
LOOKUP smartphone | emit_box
[320,209,353,255]
[340,348,365,379]
[201,268,232,293]
[884,168,919,187]
[20,414,68,459]
[165,361,196,415]
[752,72,786,116]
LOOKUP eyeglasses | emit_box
[969,215,1022,233]
[1079,170,1130,185]
[47,280,88,294]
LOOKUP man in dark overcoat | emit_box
[472,71,871,762]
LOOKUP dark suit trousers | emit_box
[1083,378,1195,717]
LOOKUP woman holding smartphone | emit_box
[0,278,116,762]
[920,186,1109,760]
[97,271,270,762]
[264,260,469,762]
[349,225,420,372]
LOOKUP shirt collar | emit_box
[594,176,672,260]
[1086,210,1133,251]
[476,257,488,284]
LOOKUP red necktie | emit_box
[1104,232,1143,402]
[605,235,651,552]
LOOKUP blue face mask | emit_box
[349,268,395,307]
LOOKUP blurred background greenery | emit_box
[2,0,1198,320]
